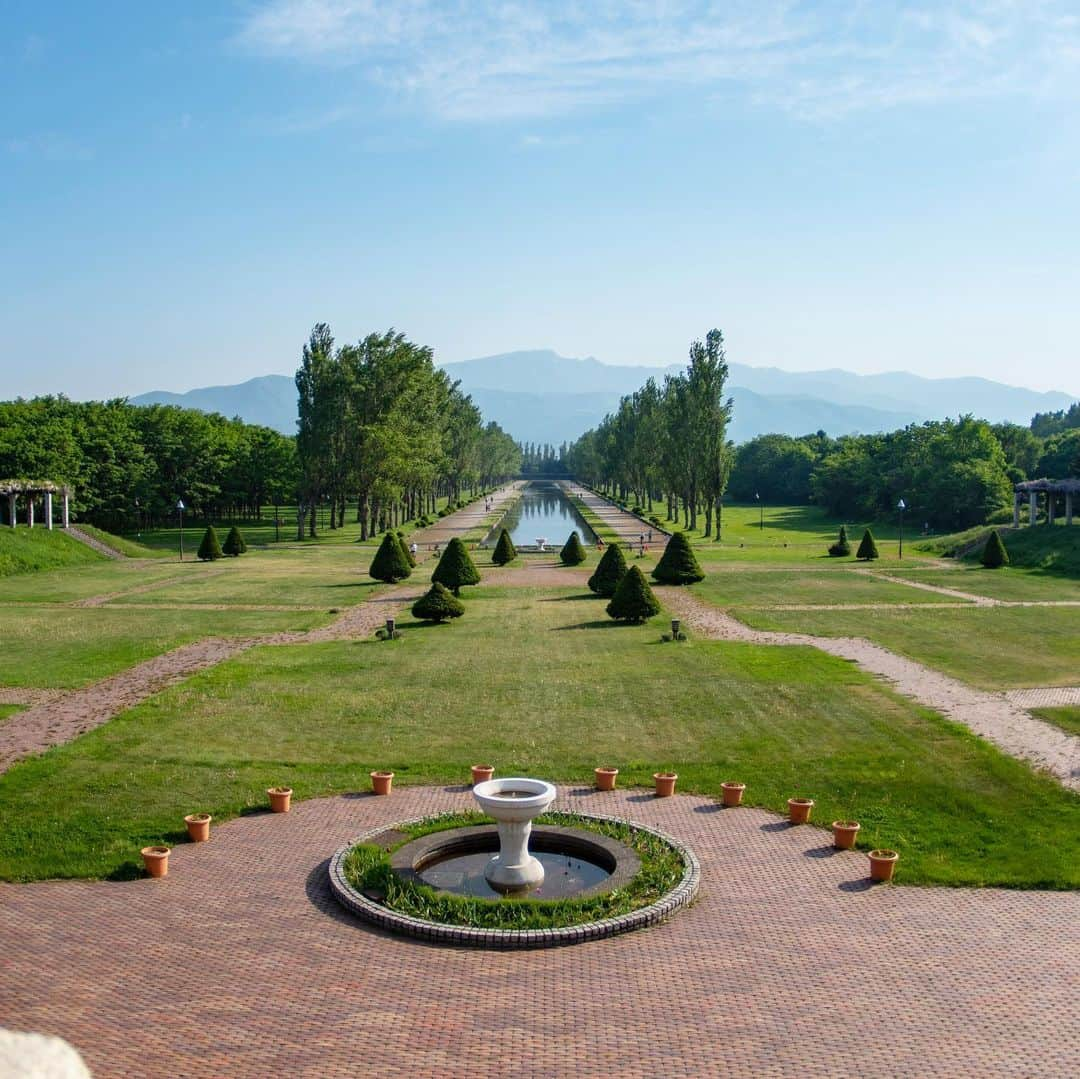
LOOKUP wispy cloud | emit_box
[236,1,1080,122]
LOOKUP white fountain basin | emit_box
[472,777,557,891]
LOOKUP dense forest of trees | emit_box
[0,397,297,532]
[518,442,569,475]
[566,330,734,536]
[294,325,520,539]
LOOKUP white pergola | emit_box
[1013,478,1078,527]
[0,480,72,530]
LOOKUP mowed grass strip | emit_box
[0,560,197,604]
[0,605,333,689]
[881,566,1080,603]
[0,585,1075,887]
[1029,707,1080,738]
[690,568,966,608]
[736,606,1080,691]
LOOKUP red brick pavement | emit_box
[2,786,1076,1077]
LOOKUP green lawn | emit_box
[0,527,104,576]
[1030,707,1080,738]
[883,566,1080,603]
[736,606,1080,691]
[0,605,333,689]
[74,524,170,559]
[690,567,966,608]
[0,704,23,723]
[0,560,196,604]
[0,585,1076,887]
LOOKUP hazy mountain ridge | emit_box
[129,350,1077,444]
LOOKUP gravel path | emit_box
[72,569,226,608]
[578,486,1080,790]
[1005,687,1080,708]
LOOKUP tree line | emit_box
[519,442,569,475]
[565,329,734,537]
[0,396,297,532]
[295,325,520,539]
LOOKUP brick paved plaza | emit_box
[1,784,1076,1077]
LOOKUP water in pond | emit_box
[487,481,596,548]
[418,849,611,899]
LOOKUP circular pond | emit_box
[327,812,700,950]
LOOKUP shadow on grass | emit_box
[540,594,599,603]
[105,860,143,882]
[550,620,624,631]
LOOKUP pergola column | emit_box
[1067,492,1074,526]
[1029,491,1038,525]
[1013,492,1020,528]
[27,497,34,528]
[44,491,53,530]
[1047,493,1056,525]
[7,493,15,528]
[62,492,70,529]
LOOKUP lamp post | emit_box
[897,497,906,560]
[755,492,763,531]
[176,499,185,562]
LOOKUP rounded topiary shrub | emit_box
[370,530,413,582]
[411,581,466,622]
[431,537,481,596]
[828,525,851,558]
[651,531,704,585]
[607,565,661,623]
[560,531,587,565]
[491,528,517,566]
[222,525,247,557]
[197,526,223,561]
[587,542,627,596]
[981,529,1010,569]
[856,528,879,561]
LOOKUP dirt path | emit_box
[859,569,994,605]
[65,526,123,559]
[1005,687,1080,708]
[71,568,228,608]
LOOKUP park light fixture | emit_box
[897,497,906,560]
[755,491,763,531]
[176,499,185,562]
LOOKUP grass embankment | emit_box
[0,527,103,576]
[1,584,1076,887]
[917,522,1080,575]
[75,524,170,559]
[737,606,1080,691]
[1030,707,1080,738]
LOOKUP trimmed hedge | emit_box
[370,530,413,582]
[492,528,517,566]
[651,531,704,585]
[607,565,661,623]
[856,528,879,561]
[222,526,247,557]
[587,542,627,597]
[431,537,481,596]
[197,526,223,561]
[411,582,466,622]
[828,525,851,558]
[560,531,587,565]
[981,529,1010,569]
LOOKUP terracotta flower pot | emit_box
[267,787,292,813]
[832,820,860,850]
[370,770,394,796]
[594,767,619,791]
[653,772,678,798]
[869,849,900,882]
[721,781,746,807]
[184,813,211,842]
[141,846,170,878]
[471,765,494,786]
[788,797,814,824]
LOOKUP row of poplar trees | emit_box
[294,325,521,539]
[565,329,735,538]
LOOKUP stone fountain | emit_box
[472,777,557,891]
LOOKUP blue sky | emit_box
[2,1,1078,399]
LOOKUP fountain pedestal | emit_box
[472,777,557,892]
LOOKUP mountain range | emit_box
[129,350,1077,445]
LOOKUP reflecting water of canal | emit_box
[487,482,597,547]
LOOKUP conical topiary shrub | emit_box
[411,581,466,622]
[828,525,850,558]
[606,564,662,623]
[856,528,879,561]
[651,531,704,585]
[560,531,587,565]
[397,530,417,567]
[491,528,517,566]
[222,525,247,557]
[370,530,413,583]
[981,529,1010,569]
[197,526,223,561]
[587,542,627,596]
[431,536,481,596]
